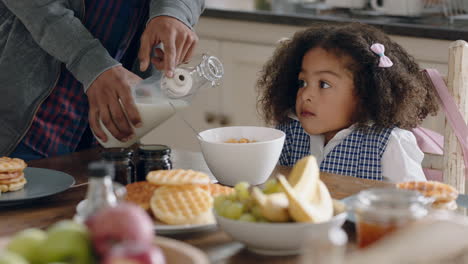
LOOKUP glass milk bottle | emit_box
[96,54,224,148]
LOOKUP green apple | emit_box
[0,251,29,264]
[38,220,94,264]
[6,228,46,264]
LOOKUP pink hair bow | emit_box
[370,43,393,68]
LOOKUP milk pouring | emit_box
[95,54,224,148]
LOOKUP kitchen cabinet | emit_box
[142,17,452,151]
[219,42,275,126]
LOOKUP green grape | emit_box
[263,179,283,194]
[225,193,238,202]
[218,199,233,217]
[237,188,250,201]
[223,202,245,220]
[234,182,251,203]
[263,179,278,194]
[238,213,256,222]
[213,195,226,213]
[234,181,250,190]
[234,181,250,193]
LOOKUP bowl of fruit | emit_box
[213,156,347,256]
[198,126,285,186]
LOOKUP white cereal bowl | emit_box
[198,126,285,186]
[215,212,347,256]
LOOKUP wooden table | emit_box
[0,148,392,264]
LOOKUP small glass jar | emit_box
[351,188,433,248]
[101,148,135,185]
[136,144,172,182]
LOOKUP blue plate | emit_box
[341,193,468,222]
[0,167,75,205]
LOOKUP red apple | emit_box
[102,241,165,264]
[85,202,154,257]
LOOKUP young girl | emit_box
[257,22,439,183]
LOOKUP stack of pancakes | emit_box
[0,157,27,193]
[125,169,234,225]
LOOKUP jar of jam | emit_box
[101,148,135,185]
[136,144,172,182]
[351,188,433,248]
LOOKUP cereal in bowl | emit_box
[224,138,257,143]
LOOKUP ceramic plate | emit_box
[155,236,210,263]
[154,221,217,235]
[0,167,75,205]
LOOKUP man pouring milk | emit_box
[0,0,204,160]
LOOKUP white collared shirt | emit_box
[288,113,426,183]
[308,126,426,183]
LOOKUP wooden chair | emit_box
[421,40,468,195]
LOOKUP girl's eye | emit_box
[298,79,307,88]
[319,81,331,89]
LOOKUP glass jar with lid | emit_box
[136,144,172,182]
[101,148,135,185]
[351,188,434,248]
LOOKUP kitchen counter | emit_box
[202,1,468,41]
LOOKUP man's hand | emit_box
[87,66,142,143]
[138,16,198,77]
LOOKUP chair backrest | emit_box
[418,40,468,194]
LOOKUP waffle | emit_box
[0,171,23,180]
[199,183,234,197]
[125,181,159,210]
[0,177,27,192]
[396,181,459,204]
[147,169,210,185]
[0,157,27,173]
[150,185,214,225]
[0,174,24,185]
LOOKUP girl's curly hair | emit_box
[257,22,439,129]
